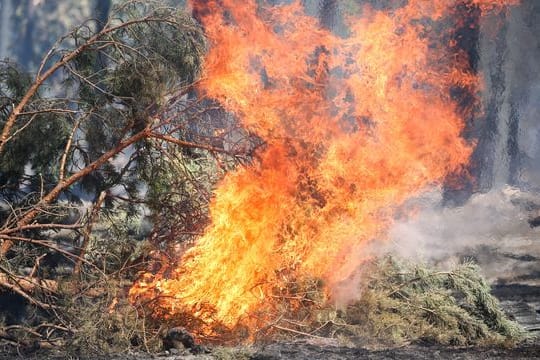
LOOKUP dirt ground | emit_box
[14,335,539,360]
[251,338,540,360]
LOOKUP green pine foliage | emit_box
[0,61,71,202]
[0,0,209,230]
[305,257,525,347]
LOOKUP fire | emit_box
[130,0,518,340]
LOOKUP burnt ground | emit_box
[16,334,540,360]
[2,266,539,358]
[251,339,540,360]
[11,338,539,360]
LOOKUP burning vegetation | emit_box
[129,0,523,345]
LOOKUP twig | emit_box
[30,254,47,278]
[59,116,83,182]
[271,324,328,339]
[309,320,333,335]
[282,318,310,328]
[3,114,39,144]
[4,325,42,339]
[35,323,72,334]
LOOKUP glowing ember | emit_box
[130,0,519,339]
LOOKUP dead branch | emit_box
[0,235,102,274]
[271,324,328,339]
[149,132,235,155]
[18,109,78,116]
[0,272,57,309]
[1,323,69,351]
[59,115,83,182]
[34,323,72,334]
[0,271,116,301]
[4,223,83,233]
[30,254,47,278]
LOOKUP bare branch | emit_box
[0,234,108,278]
[3,223,84,234]
[149,132,234,155]
[18,109,78,116]
[0,268,58,310]
[59,116,84,182]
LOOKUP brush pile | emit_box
[260,256,524,347]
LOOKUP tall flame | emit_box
[130,0,518,339]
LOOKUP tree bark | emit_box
[0,0,13,60]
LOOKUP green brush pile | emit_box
[265,256,524,347]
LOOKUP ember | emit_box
[129,0,519,340]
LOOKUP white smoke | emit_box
[386,186,540,283]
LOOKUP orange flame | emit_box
[130,0,518,339]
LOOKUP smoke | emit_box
[334,185,540,305]
[386,186,540,283]
[389,187,522,257]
